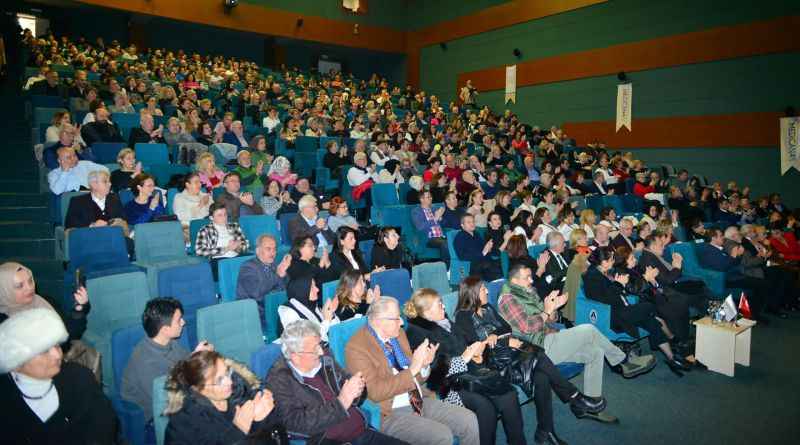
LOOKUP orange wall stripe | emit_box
[562,112,783,149]
[74,0,406,53]
[458,15,800,93]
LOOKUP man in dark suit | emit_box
[610,218,636,251]
[287,195,335,248]
[584,171,612,196]
[724,226,790,317]
[64,170,125,229]
[695,228,771,322]
[236,234,289,328]
[29,69,66,97]
[80,107,124,146]
[535,231,570,296]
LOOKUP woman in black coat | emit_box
[164,350,285,444]
[328,227,375,282]
[584,247,690,375]
[286,236,334,283]
[453,276,608,441]
[370,226,408,271]
[403,288,526,445]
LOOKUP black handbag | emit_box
[488,339,541,398]
[454,366,514,397]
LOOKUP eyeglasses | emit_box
[208,368,233,386]
[379,317,403,323]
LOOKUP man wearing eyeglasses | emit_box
[267,320,408,445]
[345,297,480,445]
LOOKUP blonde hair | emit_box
[116,147,135,166]
[403,288,440,319]
[569,228,588,247]
[195,152,215,172]
[579,209,596,226]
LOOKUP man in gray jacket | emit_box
[121,298,214,422]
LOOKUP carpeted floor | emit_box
[495,315,800,445]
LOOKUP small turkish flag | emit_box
[738,292,752,319]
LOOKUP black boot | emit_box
[534,430,568,445]
[569,393,606,417]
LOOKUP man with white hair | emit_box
[267,320,409,445]
[288,195,336,247]
[345,297,480,445]
[591,224,611,249]
[64,169,125,229]
[610,218,636,251]
[536,231,569,296]
[48,146,109,195]
[0,309,118,443]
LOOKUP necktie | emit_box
[385,341,423,415]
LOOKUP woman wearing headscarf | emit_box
[0,309,119,444]
[267,156,298,188]
[376,159,405,188]
[0,262,90,348]
[277,276,340,341]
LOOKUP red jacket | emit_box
[633,182,655,198]
[770,232,800,261]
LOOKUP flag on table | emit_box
[738,292,752,319]
[722,294,737,322]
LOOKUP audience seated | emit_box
[195,203,250,280]
[110,148,140,192]
[345,297,480,445]
[327,196,360,233]
[260,179,296,216]
[48,146,108,195]
[127,111,165,147]
[0,309,117,444]
[121,298,214,422]
[267,156,298,188]
[163,350,285,443]
[215,171,264,222]
[195,152,225,191]
[236,234,290,325]
[124,173,166,226]
[334,269,381,321]
[288,195,335,248]
[279,276,340,341]
[454,213,502,281]
[267,319,407,444]
[173,172,212,239]
[64,169,126,233]
[411,190,450,264]
[371,226,407,270]
[286,235,332,282]
[80,106,124,146]
[329,227,378,281]
[498,264,656,424]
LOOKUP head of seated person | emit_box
[223,172,242,196]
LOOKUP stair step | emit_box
[0,222,52,238]
[0,193,49,206]
[0,257,64,277]
[0,180,40,193]
[0,206,50,221]
[0,238,55,257]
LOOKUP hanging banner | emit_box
[504,65,517,104]
[616,83,632,132]
[780,116,800,175]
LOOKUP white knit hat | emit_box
[0,308,68,373]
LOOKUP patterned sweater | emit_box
[496,283,550,347]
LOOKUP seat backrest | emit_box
[60,191,89,226]
[239,215,280,247]
[86,271,150,335]
[189,218,210,255]
[156,262,217,315]
[264,290,288,342]
[112,112,140,128]
[152,375,168,445]
[370,268,412,306]
[196,299,264,364]
[371,183,399,207]
[441,291,459,319]
[166,188,179,215]
[666,242,700,270]
[67,226,130,271]
[249,343,283,380]
[411,261,450,296]
[487,278,505,307]
[135,221,188,263]
[119,189,134,207]
[278,213,296,246]
[295,136,320,152]
[111,325,146,394]
[359,239,374,268]
[91,142,127,164]
[134,143,170,165]
[528,244,548,260]
[328,317,368,366]
[322,279,339,302]
[218,255,255,302]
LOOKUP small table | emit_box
[693,316,755,377]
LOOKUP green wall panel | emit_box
[242,0,408,30]
[420,0,800,102]
[407,0,509,30]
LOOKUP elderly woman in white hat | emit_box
[0,309,118,443]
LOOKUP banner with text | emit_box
[616,83,632,132]
[505,65,517,104]
[780,116,800,175]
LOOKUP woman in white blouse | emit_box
[278,276,340,342]
[172,172,211,242]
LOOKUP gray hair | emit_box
[367,296,399,321]
[740,224,754,237]
[280,319,321,359]
[298,195,317,211]
[256,234,277,247]
[547,231,564,249]
[723,226,739,239]
[87,169,110,184]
